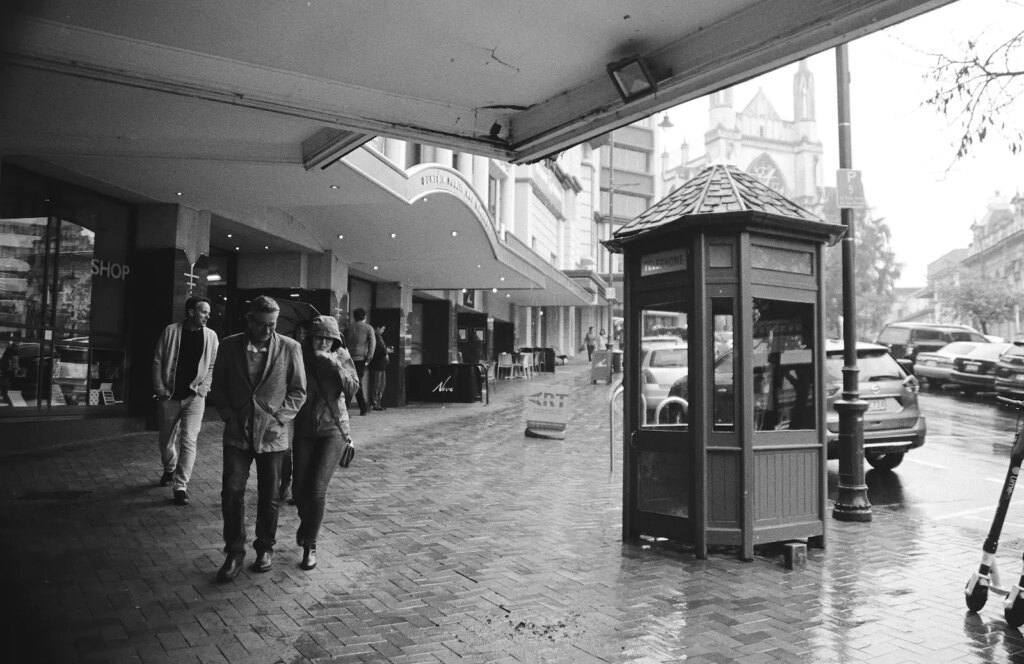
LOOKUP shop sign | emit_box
[91,259,130,280]
[641,249,687,277]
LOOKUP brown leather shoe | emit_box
[252,550,272,573]
[216,554,244,582]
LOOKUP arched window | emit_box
[746,154,787,195]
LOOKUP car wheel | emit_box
[927,379,943,391]
[865,452,904,471]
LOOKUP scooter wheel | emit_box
[966,584,989,612]
[1006,600,1024,628]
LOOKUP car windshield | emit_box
[966,343,1011,360]
[950,331,988,343]
[1003,343,1024,359]
[826,349,904,382]
[877,327,909,344]
[648,347,687,368]
[939,342,978,356]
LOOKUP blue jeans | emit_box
[292,430,349,547]
[221,445,285,556]
[157,394,206,491]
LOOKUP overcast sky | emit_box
[660,0,1024,288]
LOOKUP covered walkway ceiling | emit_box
[2,1,955,164]
[0,1,955,308]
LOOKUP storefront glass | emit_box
[0,167,131,416]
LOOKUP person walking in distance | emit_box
[368,322,389,411]
[212,296,306,581]
[582,326,596,361]
[292,316,360,570]
[344,308,375,416]
[152,295,219,506]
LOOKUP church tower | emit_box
[705,87,740,163]
[791,60,821,206]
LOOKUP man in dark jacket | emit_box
[211,295,306,581]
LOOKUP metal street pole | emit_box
[607,130,615,350]
[832,43,872,522]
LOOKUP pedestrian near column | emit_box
[151,295,219,506]
[581,326,596,361]
[344,307,375,416]
[368,322,389,411]
[292,316,360,570]
[211,295,306,581]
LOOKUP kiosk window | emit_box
[751,298,816,431]
[639,304,690,428]
[711,298,736,432]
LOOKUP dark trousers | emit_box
[587,345,595,361]
[292,432,348,547]
[353,359,368,413]
[222,445,285,556]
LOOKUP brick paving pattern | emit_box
[3,361,1024,662]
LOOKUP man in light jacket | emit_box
[211,295,306,581]
[152,295,219,506]
[344,307,375,415]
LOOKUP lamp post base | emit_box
[833,486,873,522]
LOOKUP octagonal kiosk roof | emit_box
[605,164,844,252]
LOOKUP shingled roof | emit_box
[612,164,826,244]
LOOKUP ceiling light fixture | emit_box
[451,231,458,237]
[390,233,397,239]
[175,192,183,197]
[264,245,269,250]
[607,55,657,103]
[337,234,344,240]
[227,233,233,238]
[373,265,379,271]
[234,246,240,251]
[206,273,222,282]
[492,288,498,293]
[330,184,338,190]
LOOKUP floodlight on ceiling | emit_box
[607,56,657,103]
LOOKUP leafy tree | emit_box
[938,274,1019,334]
[923,1,1024,160]
[821,196,902,340]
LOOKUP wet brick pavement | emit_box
[3,360,1024,662]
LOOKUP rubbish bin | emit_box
[611,349,623,374]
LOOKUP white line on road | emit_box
[906,457,947,470]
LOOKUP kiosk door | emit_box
[628,290,694,540]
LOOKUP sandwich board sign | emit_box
[524,385,571,440]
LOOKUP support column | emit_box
[456,152,473,178]
[383,138,407,166]
[473,155,489,205]
[374,282,413,408]
[132,204,211,424]
[500,164,516,236]
[435,147,454,167]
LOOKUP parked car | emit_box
[913,341,984,389]
[875,322,989,366]
[995,341,1024,400]
[666,341,925,470]
[824,341,926,470]
[641,335,685,351]
[949,343,1013,395]
[640,344,688,424]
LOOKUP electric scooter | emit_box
[965,395,1024,627]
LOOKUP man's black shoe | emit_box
[160,471,173,487]
[173,489,189,506]
[216,554,244,582]
[252,550,273,573]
